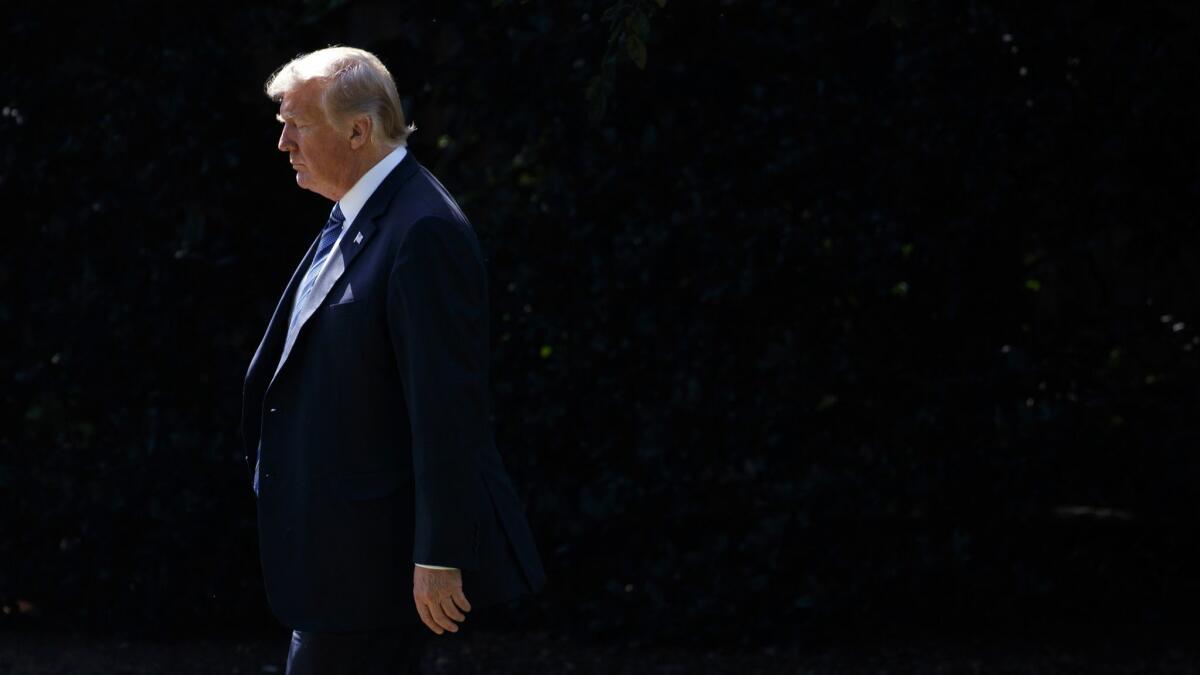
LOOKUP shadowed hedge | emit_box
[2,0,1198,643]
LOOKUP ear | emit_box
[348,114,373,150]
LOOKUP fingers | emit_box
[440,597,466,622]
[414,597,458,634]
[427,600,460,633]
[415,601,443,635]
[415,595,468,635]
[452,589,472,614]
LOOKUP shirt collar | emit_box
[334,143,408,229]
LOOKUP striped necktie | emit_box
[289,203,345,334]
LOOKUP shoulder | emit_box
[385,161,478,247]
[397,214,480,266]
[385,159,472,230]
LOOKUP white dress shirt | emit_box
[291,143,408,311]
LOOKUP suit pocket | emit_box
[332,470,398,501]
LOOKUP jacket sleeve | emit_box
[387,215,489,570]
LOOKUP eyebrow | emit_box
[275,112,302,123]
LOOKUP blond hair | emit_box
[265,46,415,146]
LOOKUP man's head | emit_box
[265,46,415,201]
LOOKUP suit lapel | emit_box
[245,232,318,388]
[267,152,421,387]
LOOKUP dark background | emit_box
[2,0,1199,649]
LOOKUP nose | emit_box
[277,125,294,153]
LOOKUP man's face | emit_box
[276,80,353,201]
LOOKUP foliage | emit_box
[1,0,1198,643]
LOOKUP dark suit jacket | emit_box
[241,151,545,632]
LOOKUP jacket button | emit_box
[264,472,271,478]
[269,407,278,412]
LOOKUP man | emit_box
[240,46,545,674]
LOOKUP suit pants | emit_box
[285,622,429,675]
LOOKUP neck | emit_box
[330,144,395,201]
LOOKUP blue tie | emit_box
[289,203,345,334]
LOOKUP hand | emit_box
[413,565,471,635]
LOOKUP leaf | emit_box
[626,33,647,69]
[586,74,611,122]
[628,10,650,41]
[868,0,911,28]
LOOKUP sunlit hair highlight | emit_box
[265,46,415,146]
